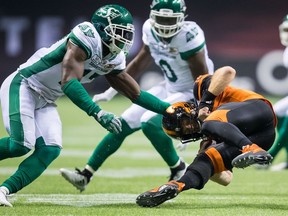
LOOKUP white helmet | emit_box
[150,0,186,38]
[279,14,288,46]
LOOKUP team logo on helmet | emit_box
[96,7,122,20]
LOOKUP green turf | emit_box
[0,95,288,215]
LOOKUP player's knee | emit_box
[9,140,30,157]
[186,153,214,189]
[34,145,61,167]
[117,118,136,137]
[141,115,162,132]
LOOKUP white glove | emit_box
[176,142,190,152]
[94,110,122,134]
[92,87,118,102]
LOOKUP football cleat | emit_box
[136,181,185,207]
[232,144,273,168]
[169,160,188,181]
[0,188,12,207]
[59,168,89,192]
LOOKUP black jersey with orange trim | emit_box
[193,74,266,111]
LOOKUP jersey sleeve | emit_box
[68,22,100,59]
[142,20,151,46]
[193,74,212,100]
[177,22,206,60]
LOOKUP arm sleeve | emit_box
[62,78,101,116]
[132,90,170,115]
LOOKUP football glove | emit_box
[92,87,118,102]
[94,110,122,134]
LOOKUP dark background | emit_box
[1,0,288,95]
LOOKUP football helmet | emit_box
[91,4,135,55]
[150,0,186,38]
[162,101,203,143]
[279,14,288,46]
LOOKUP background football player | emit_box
[267,14,288,171]
[59,0,214,192]
[136,66,276,207]
[0,4,171,207]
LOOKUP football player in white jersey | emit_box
[0,4,172,207]
[268,14,288,171]
[59,0,216,192]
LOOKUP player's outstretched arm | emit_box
[105,72,170,115]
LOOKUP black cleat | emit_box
[136,181,185,207]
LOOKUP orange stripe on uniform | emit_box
[195,74,210,100]
[204,109,229,122]
[205,147,226,173]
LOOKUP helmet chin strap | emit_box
[102,39,121,55]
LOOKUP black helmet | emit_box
[162,101,203,143]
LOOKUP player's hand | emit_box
[176,142,189,152]
[92,88,118,102]
[92,93,111,102]
[198,107,211,121]
[94,110,122,133]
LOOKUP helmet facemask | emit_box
[150,8,185,38]
[103,18,134,55]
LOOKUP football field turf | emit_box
[1,96,288,215]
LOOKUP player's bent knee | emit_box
[34,145,61,167]
[186,153,214,189]
[10,141,30,157]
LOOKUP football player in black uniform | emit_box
[136,66,276,207]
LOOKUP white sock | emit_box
[0,186,9,195]
[85,165,95,174]
[170,159,181,169]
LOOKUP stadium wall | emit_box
[0,0,287,96]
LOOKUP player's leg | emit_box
[269,115,288,170]
[0,73,62,206]
[60,84,167,191]
[202,100,275,168]
[136,143,236,207]
[1,103,61,207]
[269,97,288,170]
[141,92,193,180]
[0,72,32,161]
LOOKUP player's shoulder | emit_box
[69,21,101,58]
[177,21,204,38]
[142,19,152,33]
[71,21,98,38]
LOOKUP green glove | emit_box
[93,110,122,134]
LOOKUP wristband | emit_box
[198,91,216,111]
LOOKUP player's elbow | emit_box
[221,66,236,79]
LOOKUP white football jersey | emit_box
[18,21,126,103]
[142,20,213,93]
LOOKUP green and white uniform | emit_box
[0,21,126,149]
[122,20,214,128]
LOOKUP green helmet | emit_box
[91,4,135,55]
[150,0,186,38]
[279,14,288,46]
